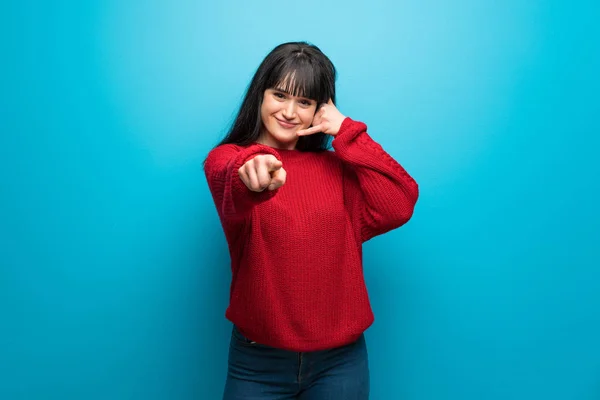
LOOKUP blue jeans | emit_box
[223,325,370,400]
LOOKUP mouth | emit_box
[275,118,298,129]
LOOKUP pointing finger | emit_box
[297,124,323,136]
[266,157,282,172]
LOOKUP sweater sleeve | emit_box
[204,143,282,223]
[332,117,419,243]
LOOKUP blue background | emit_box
[1,0,599,399]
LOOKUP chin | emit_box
[270,127,297,142]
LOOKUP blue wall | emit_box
[2,1,599,399]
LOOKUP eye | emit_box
[273,92,286,99]
[299,99,313,107]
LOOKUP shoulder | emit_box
[204,143,248,167]
[206,143,244,159]
[204,142,283,174]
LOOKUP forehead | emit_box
[271,70,318,100]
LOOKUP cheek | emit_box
[260,101,274,120]
[300,109,316,126]
[263,99,280,116]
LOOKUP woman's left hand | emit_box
[297,99,346,137]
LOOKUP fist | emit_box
[238,154,286,192]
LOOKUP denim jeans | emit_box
[223,325,370,400]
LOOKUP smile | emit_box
[276,119,298,129]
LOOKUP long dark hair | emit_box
[216,41,337,152]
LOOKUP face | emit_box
[258,87,318,149]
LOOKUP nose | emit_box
[282,101,296,120]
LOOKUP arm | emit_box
[203,143,282,223]
[332,118,419,242]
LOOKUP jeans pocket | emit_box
[231,325,258,346]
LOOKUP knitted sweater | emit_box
[204,117,419,352]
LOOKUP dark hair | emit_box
[216,41,337,152]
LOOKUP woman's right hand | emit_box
[238,154,286,192]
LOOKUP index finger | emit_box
[297,125,323,136]
[266,157,282,172]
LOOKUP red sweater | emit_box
[204,117,418,351]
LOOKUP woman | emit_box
[204,41,419,400]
